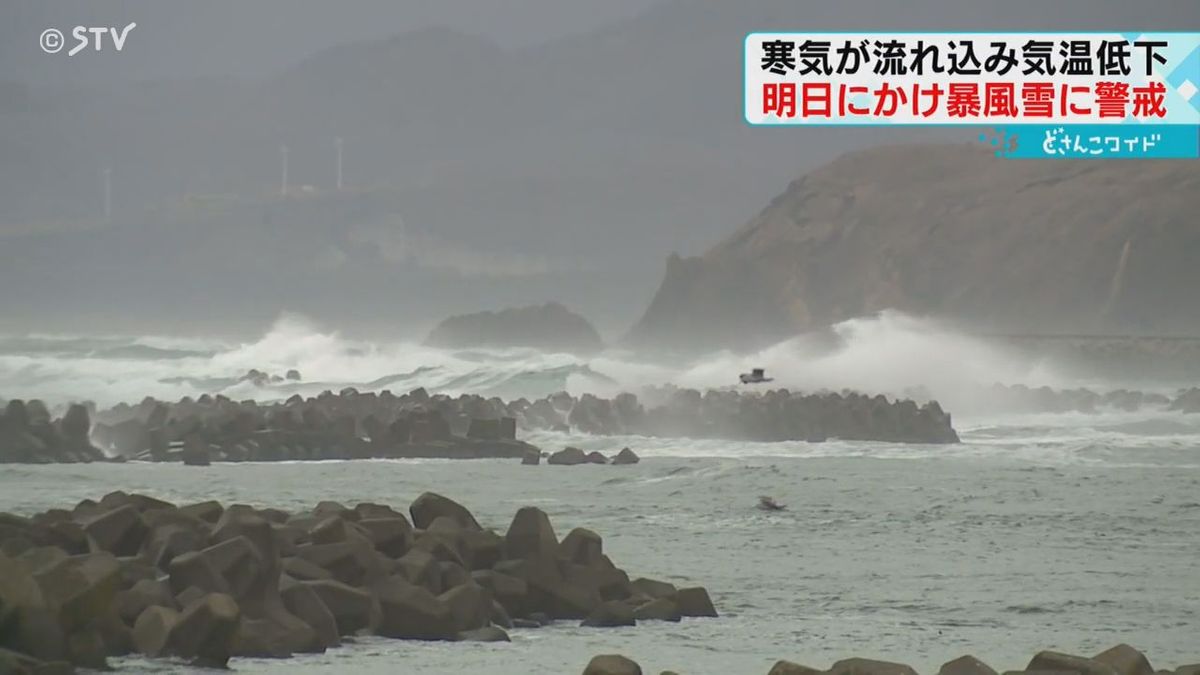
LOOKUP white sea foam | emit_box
[0,310,1177,423]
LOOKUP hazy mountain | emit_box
[425,302,603,354]
[1,0,1197,337]
[626,144,1200,353]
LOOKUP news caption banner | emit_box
[744,32,1200,159]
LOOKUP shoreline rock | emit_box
[589,646,1196,675]
[0,491,717,672]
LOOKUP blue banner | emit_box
[979,124,1199,159]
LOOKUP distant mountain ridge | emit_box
[626,143,1200,353]
[3,0,1198,335]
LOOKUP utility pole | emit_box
[280,144,289,197]
[335,136,344,191]
[102,167,111,222]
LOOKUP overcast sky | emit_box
[0,0,661,84]
[1,1,1197,339]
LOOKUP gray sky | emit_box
[0,0,661,84]
[0,1,1197,340]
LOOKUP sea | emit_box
[1,312,1197,674]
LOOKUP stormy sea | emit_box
[2,312,1198,674]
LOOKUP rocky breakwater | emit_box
[970,384,1174,415]
[0,491,717,672]
[1,383,959,465]
[1,387,539,464]
[583,644,1197,675]
[911,383,1200,416]
[547,387,959,444]
[0,400,105,464]
[1169,387,1200,413]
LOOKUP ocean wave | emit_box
[0,314,638,406]
[0,310,1194,446]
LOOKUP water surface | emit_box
[4,418,1197,674]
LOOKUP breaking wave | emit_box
[4,311,1200,469]
[0,310,1169,414]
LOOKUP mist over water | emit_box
[666,311,1072,412]
[0,310,1084,412]
[5,308,1200,473]
[3,311,1199,674]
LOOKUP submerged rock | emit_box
[1027,651,1120,675]
[1094,644,1155,675]
[612,447,640,465]
[548,447,588,466]
[770,662,825,675]
[580,601,635,628]
[584,654,643,675]
[674,586,718,618]
[632,597,680,622]
[828,658,919,675]
[456,626,510,642]
[939,655,999,675]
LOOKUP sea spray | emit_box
[0,310,1143,415]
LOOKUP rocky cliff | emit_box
[626,144,1200,353]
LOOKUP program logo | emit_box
[40,23,136,57]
